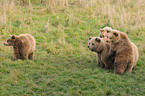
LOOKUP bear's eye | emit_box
[92,43,94,45]
[107,30,110,33]
[102,35,104,37]
[100,36,102,38]
[7,40,9,42]
[110,37,113,39]
[89,43,90,45]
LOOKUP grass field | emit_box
[0,0,145,95]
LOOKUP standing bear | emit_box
[4,34,36,60]
[106,30,139,74]
[88,37,113,69]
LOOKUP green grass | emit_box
[0,0,145,95]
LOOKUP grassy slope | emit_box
[0,0,145,95]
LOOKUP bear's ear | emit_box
[113,32,118,36]
[11,35,16,39]
[89,37,92,40]
[107,30,110,33]
[100,29,104,32]
[95,38,101,42]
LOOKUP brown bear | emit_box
[88,37,113,69]
[106,30,139,74]
[4,34,36,60]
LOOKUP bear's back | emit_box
[19,34,36,50]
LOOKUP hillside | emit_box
[0,0,145,95]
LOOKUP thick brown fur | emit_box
[107,30,139,74]
[4,34,36,60]
[88,37,113,69]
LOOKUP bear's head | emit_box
[88,37,104,53]
[4,35,17,46]
[106,30,120,43]
[99,26,112,38]
[107,30,128,43]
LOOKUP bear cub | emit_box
[88,37,113,69]
[4,34,36,60]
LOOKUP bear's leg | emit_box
[97,54,100,65]
[28,52,34,60]
[21,55,28,60]
[97,59,100,65]
[18,49,29,60]
[114,62,127,75]
[100,62,105,68]
[20,53,28,60]
[126,61,134,73]
[104,58,114,69]
[13,48,20,60]
[102,55,113,69]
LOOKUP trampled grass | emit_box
[0,0,145,95]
